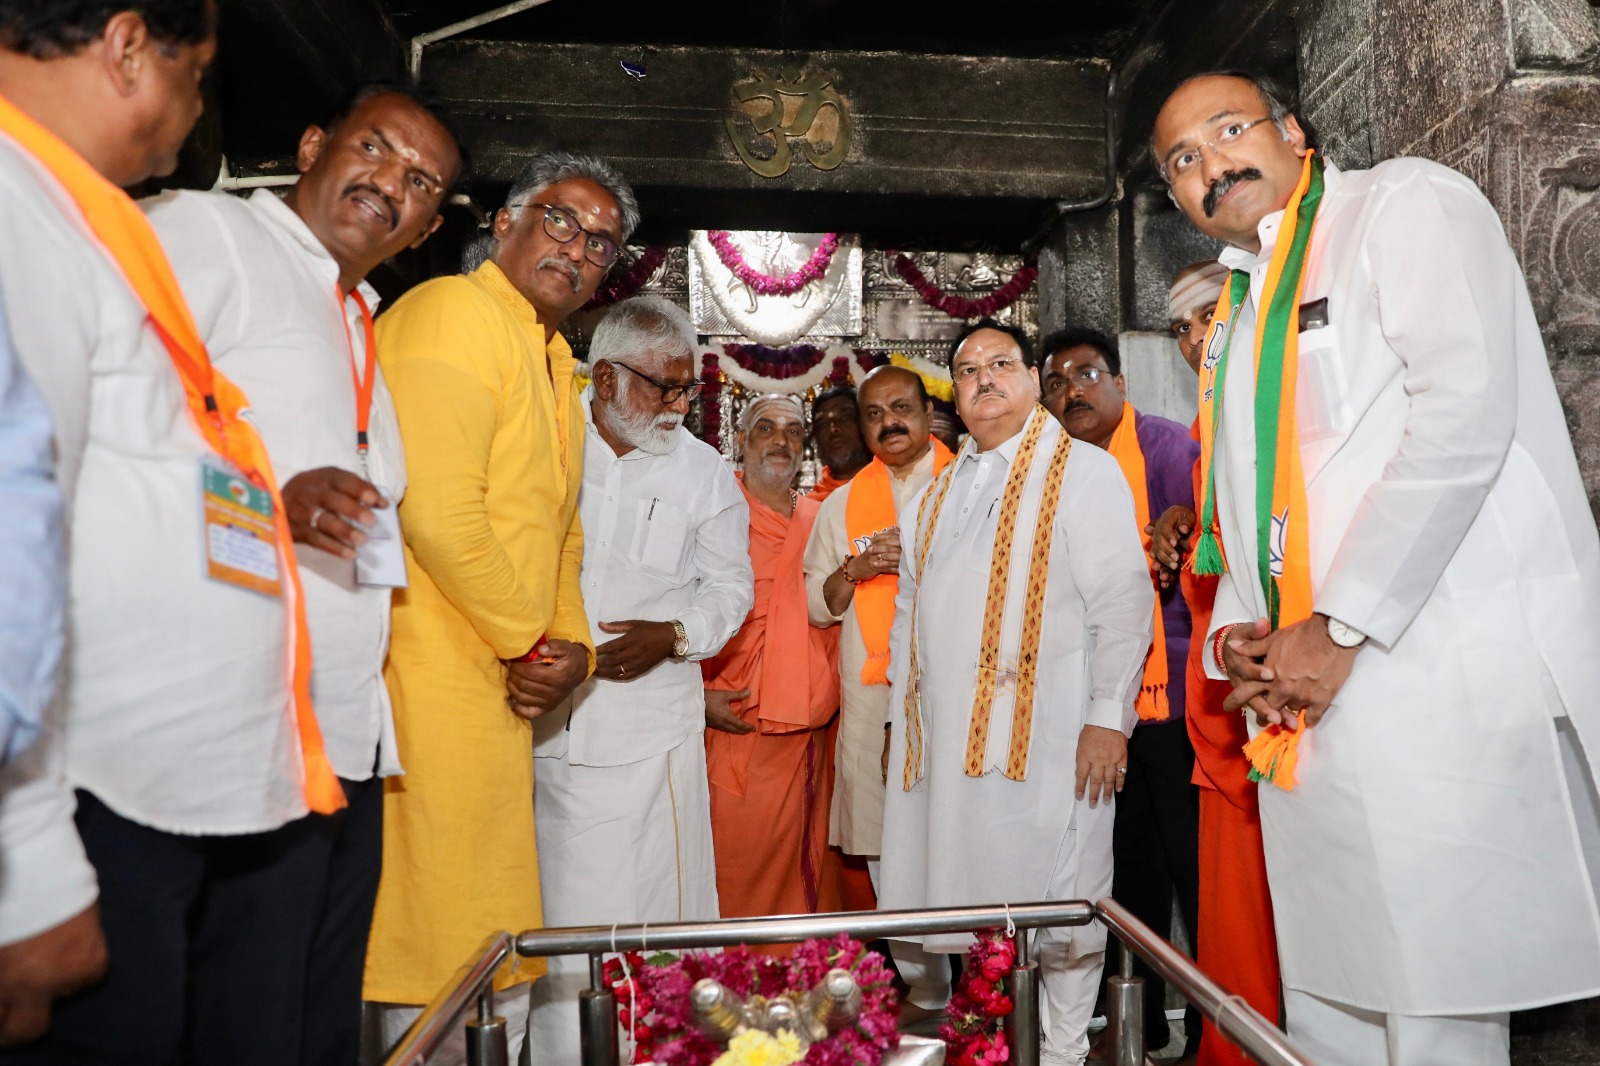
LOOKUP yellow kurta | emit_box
[364,261,592,1004]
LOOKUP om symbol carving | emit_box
[725,68,852,178]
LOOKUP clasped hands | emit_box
[504,619,678,721]
[844,527,901,582]
[1221,614,1359,729]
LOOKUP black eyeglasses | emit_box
[518,202,621,268]
[612,361,704,404]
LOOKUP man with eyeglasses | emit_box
[524,296,751,1064]
[363,150,636,1059]
[1038,327,1202,1059]
[879,320,1153,1065]
[1153,71,1600,1064]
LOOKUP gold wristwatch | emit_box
[671,619,689,658]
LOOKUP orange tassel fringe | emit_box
[1243,712,1304,791]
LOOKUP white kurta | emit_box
[803,447,940,856]
[878,414,1153,956]
[1202,158,1600,1014]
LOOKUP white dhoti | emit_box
[879,417,1154,1066]
[1285,989,1510,1066]
[526,733,720,1064]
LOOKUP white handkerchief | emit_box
[357,505,408,588]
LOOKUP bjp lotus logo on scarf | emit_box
[1270,507,1289,580]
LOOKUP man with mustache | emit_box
[1037,328,1201,1058]
[1153,72,1600,1064]
[880,321,1152,1065]
[807,385,873,501]
[803,365,954,1007]
[1146,260,1278,1066]
[0,3,362,1061]
[143,82,463,1064]
[704,394,844,928]
[363,150,635,1059]
[523,296,751,1062]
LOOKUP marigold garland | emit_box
[939,931,1017,1066]
[891,253,1038,320]
[582,246,669,311]
[603,935,900,1066]
[709,231,841,296]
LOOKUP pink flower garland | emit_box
[891,254,1038,320]
[582,246,668,311]
[699,353,723,451]
[605,935,900,1066]
[709,231,841,296]
[939,931,1017,1066]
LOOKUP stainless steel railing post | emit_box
[1004,931,1041,1066]
[579,951,620,1066]
[464,987,509,1066]
[1106,940,1144,1066]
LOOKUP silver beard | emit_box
[600,374,680,455]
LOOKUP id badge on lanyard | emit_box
[199,455,282,596]
[342,287,407,589]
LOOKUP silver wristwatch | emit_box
[1326,616,1367,648]
[671,619,689,658]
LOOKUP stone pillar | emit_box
[1299,0,1600,507]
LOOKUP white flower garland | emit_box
[712,344,855,396]
[690,231,850,347]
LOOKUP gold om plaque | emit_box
[725,68,852,178]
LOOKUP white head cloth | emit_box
[740,392,805,432]
[1167,260,1230,322]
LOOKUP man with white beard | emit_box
[524,296,752,1062]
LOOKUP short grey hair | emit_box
[503,149,640,242]
[590,296,697,369]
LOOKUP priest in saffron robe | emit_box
[1151,260,1279,1066]
[880,322,1153,1066]
[1038,327,1202,1057]
[705,393,843,926]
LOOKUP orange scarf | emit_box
[1104,402,1170,720]
[844,438,953,685]
[0,94,344,814]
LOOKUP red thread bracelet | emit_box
[1213,624,1236,674]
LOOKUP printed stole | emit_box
[1104,402,1170,720]
[0,94,344,813]
[844,438,954,685]
[1192,151,1326,791]
[902,407,1073,789]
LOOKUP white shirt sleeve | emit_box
[0,719,97,946]
[677,466,753,660]
[1314,164,1523,648]
[803,489,849,627]
[1061,449,1155,735]
[1203,569,1254,681]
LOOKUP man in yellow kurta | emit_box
[364,151,640,1057]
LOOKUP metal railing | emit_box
[382,900,1314,1066]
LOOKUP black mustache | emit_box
[1064,400,1093,414]
[342,182,398,231]
[1203,169,1262,217]
[877,425,909,442]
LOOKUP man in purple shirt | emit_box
[1039,327,1201,1059]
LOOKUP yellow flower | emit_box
[711,1028,804,1066]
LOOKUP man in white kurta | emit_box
[878,325,1154,1066]
[1154,72,1600,1064]
[526,297,752,1064]
[805,365,954,1010]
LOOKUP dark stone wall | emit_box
[1300,0,1600,508]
